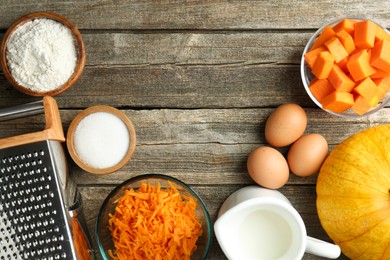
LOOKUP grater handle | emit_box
[0,99,44,121]
[0,96,65,149]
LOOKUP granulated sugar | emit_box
[73,112,130,169]
[7,18,77,92]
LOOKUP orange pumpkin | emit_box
[316,124,390,259]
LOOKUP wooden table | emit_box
[0,1,389,259]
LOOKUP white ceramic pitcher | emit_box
[214,186,341,260]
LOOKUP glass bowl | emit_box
[0,12,86,96]
[301,18,390,118]
[96,174,212,259]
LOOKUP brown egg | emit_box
[265,103,307,147]
[247,146,290,189]
[287,134,328,177]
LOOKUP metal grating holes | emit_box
[0,143,72,259]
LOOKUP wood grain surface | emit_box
[0,1,390,29]
[1,1,389,259]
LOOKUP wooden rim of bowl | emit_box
[66,105,137,175]
[0,11,86,96]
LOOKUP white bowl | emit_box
[301,18,390,118]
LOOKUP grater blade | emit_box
[0,140,76,260]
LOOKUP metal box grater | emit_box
[0,97,93,260]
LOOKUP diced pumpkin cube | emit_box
[328,64,355,92]
[336,56,349,73]
[333,19,357,35]
[370,68,390,79]
[324,37,349,62]
[349,47,366,56]
[309,78,335,102]
[336,30,356,54]
[347,49,377,81]
[321,91,354,113]
[369,87,387,107]
[375,24,390,43]
[351,95,371,115]
[354,20,376,49]
[304,46,327,68]
[312,51,335,79]
[311,26,336,50]
[370,77,390,107]
[373,77,390,92]
[370,77,389,107]
[370,39,390,73]
[371,78,390,106]
[353,77,378,102]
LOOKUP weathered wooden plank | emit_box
[1,108,388,184]
[2,31,309,68]
[0,64,388,109]
[1,108,386,186]
[1,31,389,109]
[0,30,311,70]
[83,32,309,66]
[66,140,375,186]
[0,1,389,30]
[0,64,307,108]
[0,30,310,108]
[0,108,387,145]
[80,185,347,260]
[0,29,313,108]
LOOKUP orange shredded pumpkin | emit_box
[108,182,203,260]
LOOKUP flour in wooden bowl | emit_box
[6,18,77,92]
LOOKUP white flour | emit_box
[7,18,77,92]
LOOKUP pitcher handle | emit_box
[306,236,341,259]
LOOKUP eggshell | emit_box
[287,133,328,177]
[247,146,290,189]
[265,103,307,147]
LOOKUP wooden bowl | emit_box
[0,11,86,96]
[66,106,136,175]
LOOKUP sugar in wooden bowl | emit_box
[67,106,136,174]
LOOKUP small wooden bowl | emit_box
[66,106,136,175]
[0,11,86,96]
